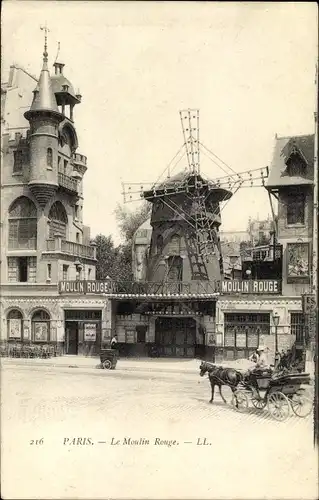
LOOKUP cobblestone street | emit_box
[1,361,317,499]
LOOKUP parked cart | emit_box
[100,349,118,370]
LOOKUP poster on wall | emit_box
[84,323,97,341]
[34,322,48,341]
[23,327,30,340]
[8,319,21,339]
[102,328,111,342]
[287,243,309,278]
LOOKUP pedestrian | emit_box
[111,334,118,350]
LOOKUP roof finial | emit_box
[40,22,50,64]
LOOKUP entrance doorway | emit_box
[155,317,196,357]
[65,321,78,354]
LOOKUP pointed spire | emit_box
[24,24,61,119]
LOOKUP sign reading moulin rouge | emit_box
[59,281,112,294]
[221,280,281,294]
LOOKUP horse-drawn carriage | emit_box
[199,355,313,422]
[231,370,312,421]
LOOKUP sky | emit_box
[2,1,318,243]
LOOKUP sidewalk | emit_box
[1,355,202,374]
[1,355,315,379]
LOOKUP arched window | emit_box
[7,309,23,341]
[47,148,53,168]
[8,197,37,249]
[167,234,180,255]
[32,310,50,342]
[48,201,68,239]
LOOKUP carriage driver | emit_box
[247,345,270,374]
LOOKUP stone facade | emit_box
[1,55,99,353]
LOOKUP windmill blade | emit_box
[180,109,200,174]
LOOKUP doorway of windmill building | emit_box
[65,321,78,355]
[155,317,196,357]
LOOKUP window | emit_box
[76,232,80,243]
[167,234,180,255]
[64,160,68,175]
[8,196,37,249]
[48,201,68,239]
[13,150,23,173]
[88,268,91,279]
[290,313,305,343]
[286,152,307,177]
[7,310,23,340]
[31,310,50,342]
[7,256,36,282]
[47,263,52,280]
[287,193,305,225]
[74,205,79,219]
[47,148,53,168]
[58,156,62,172]
[63,265,69,281]
[18,257,28,282]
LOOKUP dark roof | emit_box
[24,59,61,119]
[267,134,314,189]
[143,169,232,202]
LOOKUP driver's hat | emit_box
[257,345,266,351]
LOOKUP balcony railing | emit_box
[99,280,219,295]
[72,153,87,166]
[58,172,78,194]
[8,238,36,250]
[241,244,282,262]
[46,238,96,259]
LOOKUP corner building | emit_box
[0,48,111,354]
[215,134,315,362]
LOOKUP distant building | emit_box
[219,214,274,246]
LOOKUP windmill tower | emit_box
[123,109,268,292]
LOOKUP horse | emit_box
[199,361,244,404]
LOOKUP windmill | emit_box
[122,109,268,284]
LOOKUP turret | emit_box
[24,32,63,208]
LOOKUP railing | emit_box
[103,280,219,295]
[46,238,96,259]
[58,172,78,194]
[72,153,87,166]
[8,238,37,250]
[241,244,282,262]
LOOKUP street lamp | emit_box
[272,312,280,366]
[74,260,83,281]
[245,269,252,280]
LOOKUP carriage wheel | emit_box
[290,389,313,418]
[231,390,249,412]
[267,391,290,421]
[251,397,267,410]
[102,360,112,370]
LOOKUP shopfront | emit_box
[64,309,102,355]
[223,312,271,360]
